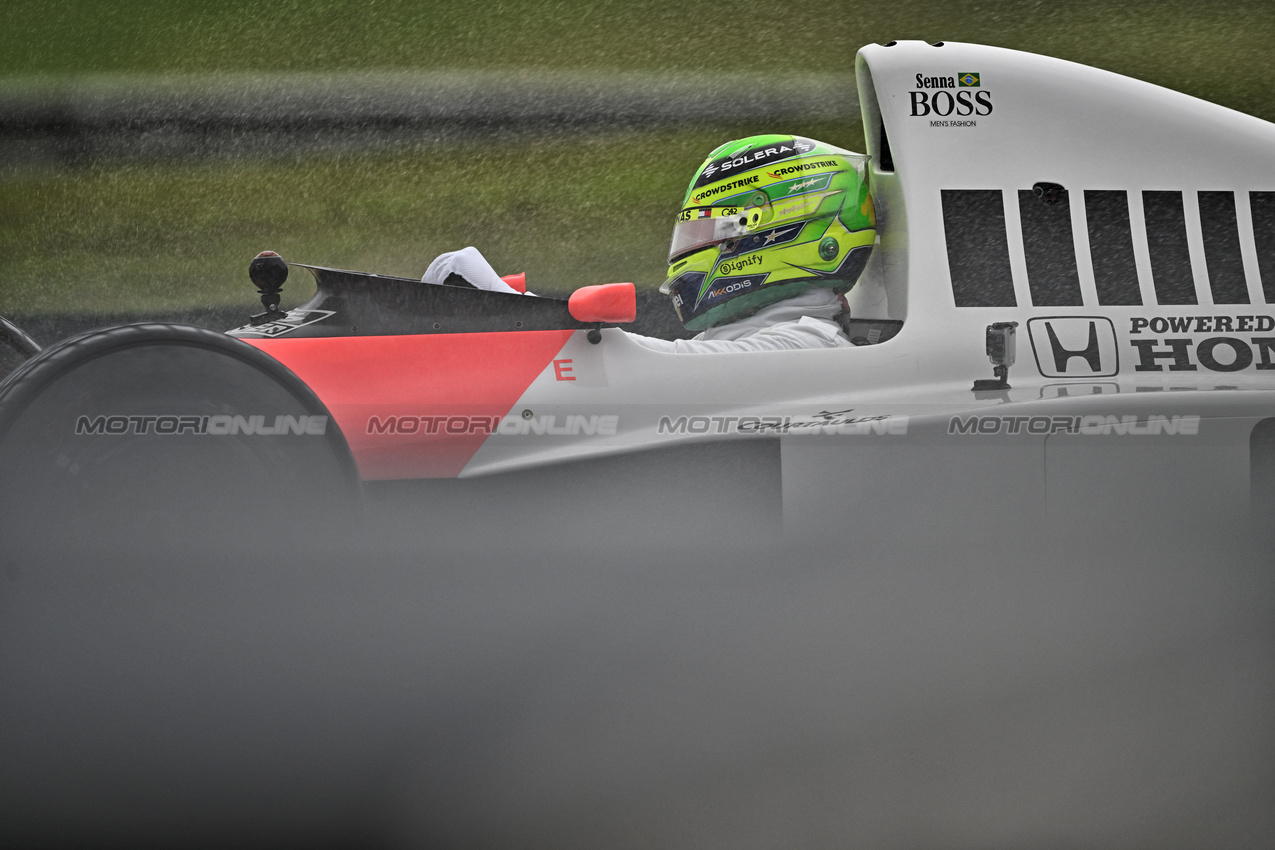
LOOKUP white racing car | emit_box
[1,38,1274,551]
[5,39,1275,850]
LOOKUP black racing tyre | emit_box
[0,323,361,558]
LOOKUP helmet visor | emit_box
[668,208,750,263]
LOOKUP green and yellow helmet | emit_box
[661,134,876,331]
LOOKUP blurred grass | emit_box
[3,122,854,314]
[4,0,1273,119]
[2,0,1274,316]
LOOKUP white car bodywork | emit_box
[457,40,1275,538]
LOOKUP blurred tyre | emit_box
[0,323,361,558]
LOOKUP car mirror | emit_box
[568,282,636,325]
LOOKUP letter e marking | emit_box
[553,359,576,381]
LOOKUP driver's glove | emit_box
[422,247,530,295]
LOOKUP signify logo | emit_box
[717,254,762,276]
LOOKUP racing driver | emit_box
[423,134,878,352]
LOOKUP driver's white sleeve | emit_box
[423,246,524,295]
[624,316,851,353]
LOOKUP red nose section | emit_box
[247,330,575,479]
[568,283,636,324]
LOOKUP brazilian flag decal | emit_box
[958,72,980,87]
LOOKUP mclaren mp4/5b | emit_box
[3,39,1275,552]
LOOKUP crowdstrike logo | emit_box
[691,175,760,204]
[767,160,837,179]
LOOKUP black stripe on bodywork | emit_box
[1251,191,1275,303]
[942,189,1015,307]
[1018,188,1081,306]
[1084,190,1141,305]
[1142,191,1196,305]
[1198,191,1248,304]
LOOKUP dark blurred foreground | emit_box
[1,460,1272,850]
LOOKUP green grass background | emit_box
[2,0,1274,316]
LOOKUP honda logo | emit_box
[1027,317,1119,377]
